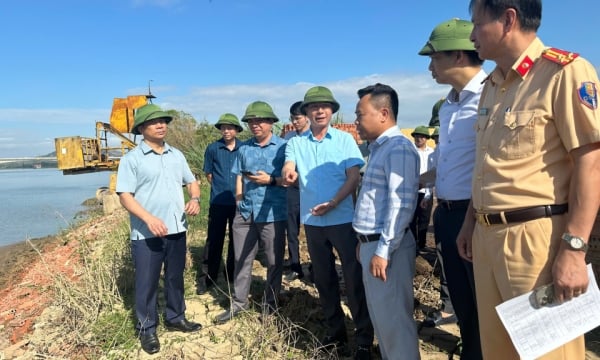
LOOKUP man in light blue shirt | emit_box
[116,104,202,355]
[418,18,486,359]
[353,83,421,360]
[215,101,287,324]
[283,86,374,359]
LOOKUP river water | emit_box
[0,168,109,247]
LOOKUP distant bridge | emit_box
[0,157,57,164]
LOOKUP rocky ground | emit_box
[0,207,599,359]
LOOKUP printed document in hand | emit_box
[496,264,600,359]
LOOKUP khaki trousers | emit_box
[473,214,585,360]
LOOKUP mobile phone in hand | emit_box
[531,283,555,308]
[241,171,255,176]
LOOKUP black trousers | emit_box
[304,223,374,347]
[286,187,303,273]
[410,192,432,249]
[433,203,482,360]
[202,203,236,285]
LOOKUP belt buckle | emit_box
[476,213,491,226]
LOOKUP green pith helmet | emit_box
[418,18,475,55]
[432,126,440,137]
[300,86,340,114]
[132,103,173,135]
[429,98,445,127]
[411,125,431,138]
[241,101,279,123]
[215,113,243,132]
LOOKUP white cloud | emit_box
[0,71,448,157]
[159,72,448,127]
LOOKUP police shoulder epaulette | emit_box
[542,47,579,66]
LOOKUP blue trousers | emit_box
[131,232,187,334]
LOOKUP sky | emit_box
[1,0,599,157]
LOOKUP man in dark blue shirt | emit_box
[198,113,243,294]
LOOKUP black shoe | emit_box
[321,334,349,355]
[284,270,305,281]
[214,308,244,324]
[355,345,372,360]
[164,318,202,333]
[423,310,457,327]
[196,281,214,295]
[140,332,160,354]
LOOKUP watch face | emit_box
[571,237,584,249]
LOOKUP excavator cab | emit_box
[54,94,151,175]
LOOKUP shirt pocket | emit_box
[496,111,536,159]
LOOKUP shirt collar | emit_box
[308,126,334,141]
[489,37,545,85]
[446,69,488,103]
[217,137,240,150]
[370,126,400,151]
[140,140,171,155]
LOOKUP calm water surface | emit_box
[0,168,109,247]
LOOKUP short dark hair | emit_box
[469,0,541,32]
[439,50,484,66]
[289,101,303,116]
[357,83,399,120]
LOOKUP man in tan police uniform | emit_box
[457,1,600,359]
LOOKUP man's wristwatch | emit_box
[190,197,200,203]
[561,232,588,253]
[270,176,277,186]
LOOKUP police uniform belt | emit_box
[475,204,568,226]
[437,199,470,210]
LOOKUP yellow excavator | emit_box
[54,92,154,213]
[54,93,152,183]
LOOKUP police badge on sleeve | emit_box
[579,82,598,109]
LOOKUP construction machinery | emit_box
[54,92,154,213]
[54,93,152,176]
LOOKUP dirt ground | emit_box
[0,209,599,359]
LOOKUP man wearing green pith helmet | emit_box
[116,103,203,355]
[197,113,244,295]
[282,86,374,359]
[418,17,485,359]
[215,101,287,324]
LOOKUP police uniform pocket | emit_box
[497,111,536,159]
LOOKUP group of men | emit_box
[416,1,599,360]
[115,1,600,359]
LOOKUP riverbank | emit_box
[0,236,62,290]
[1,205,599,359]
